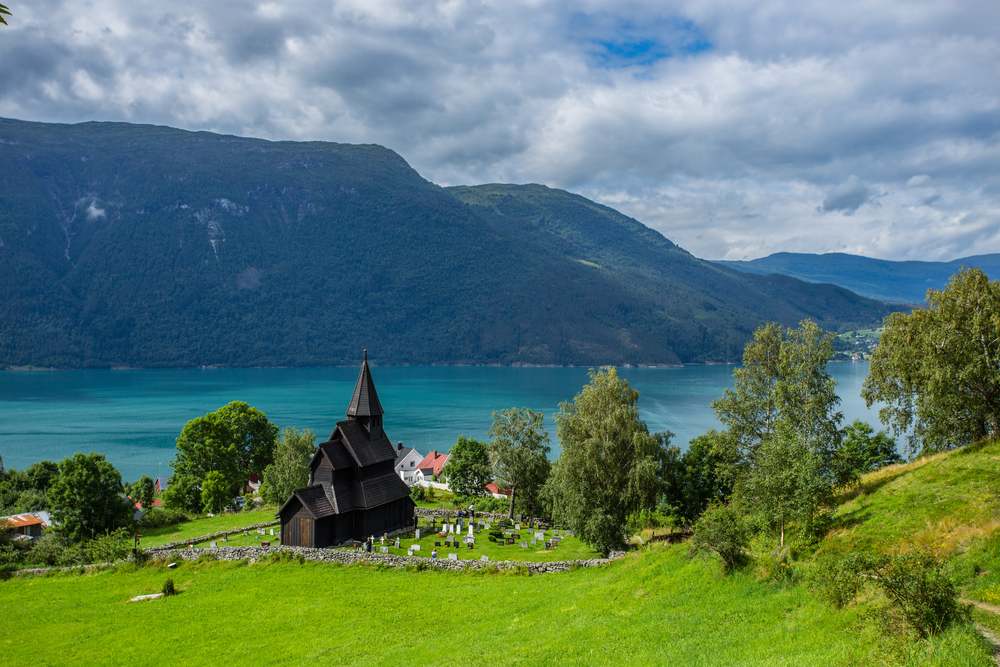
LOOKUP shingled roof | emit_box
[346,349,383,418]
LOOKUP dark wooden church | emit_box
[279,353,415,547]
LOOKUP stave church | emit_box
[279,352,415,547]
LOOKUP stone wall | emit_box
[146,520,280,552]
[146,545,625,574]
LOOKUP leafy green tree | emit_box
[713,320,842,474]
[0,4,10,26]
[260,427,316,505]
[690,503,750,573]
[676,430,737,525]
[24,461,59,492]
[488,408,551,519]
[128,475,156,509]
[831,420,902,486]
[200,470,230,513]
[86,528,133,563]
[863,268,1000,454]
[162,474,201,513]
[552,368,669,552]
[172,401,278,497]
[443,436,492,498]
[737,423,831,548]
[48,454,133,542]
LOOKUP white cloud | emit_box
[1,0,998,260]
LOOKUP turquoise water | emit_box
[0,363,880,481]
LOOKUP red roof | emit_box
[416,450,449,477]
[484,482,511,497]
[2,513,45,528]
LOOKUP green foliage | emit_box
[161,474,201,513]
[863,268,1000,454]
[138,507,189,530]
[488,408,551,518]
[86,528,133,563]
[831,420,902,487]
[260,427,316,506]
[0,460,59,514]
[128,475,156,509]
[737,423,833,548]
[409,484,426,503]
[0,4,10,26]
[172,401,277,502]
[819,552,966,639]
[442,436,492,497]
[200,471,230,514]
[690,504,750,573]
[551,368,670,552]
[162,578,176,596]
[48,453,133,543]
[669,430,737,525]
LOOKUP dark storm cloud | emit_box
[1,0,998,260]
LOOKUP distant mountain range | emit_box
[719,252,1000,304]
[0,118,894,368]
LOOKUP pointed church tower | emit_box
[346,349,384,437]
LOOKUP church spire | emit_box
[346,349,384,421]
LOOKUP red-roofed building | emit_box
[1,512,51,539]
[484,482,512,498]
[415,450,449,482]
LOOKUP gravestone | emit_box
[381,546,388,554]
[415,528,421,540]
[480,555,489,562]
[209,541,217,549]
[535,531,545,541]
[411,544,421,552]
[448,553,458,561]
[515,523,521,531]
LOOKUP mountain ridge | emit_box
[0,117,895,368]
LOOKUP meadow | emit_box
[2,441,998,665]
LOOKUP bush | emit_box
[689,504,749,573]
[162,578,176,596]
[26,533,86,567]
[409,485,426,503]
[162,475,201,513]
[139,507,189,529]
[813,553,870,608]
[86,528,133,563]
[818,551,966,638]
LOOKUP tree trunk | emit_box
[780,519,785,548]
[508,486,516,520]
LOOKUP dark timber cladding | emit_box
[279,351,416,547]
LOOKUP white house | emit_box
[394,443,424,486]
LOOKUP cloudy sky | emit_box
[2,1,999,260]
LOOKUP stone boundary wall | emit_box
[146,520,280,551]
[414,508,544,523]
[146,545,625,574]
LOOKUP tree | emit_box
[0,4,11,26]
[162,474,201,513]
[552,368,669,552]
[737,422,831,548]
[863,268,1000,454]
[260,427,316,505]
[676,430,737,525]
[488,408,551,519]
[442,436,492,498]
[48,453,133,542]
[128,475,156,509]
[200,471,230,513]
[172,401,278,499]
[690,503,750,573]
[713,320,842,474]
[831,420,902,487]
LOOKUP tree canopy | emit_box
[48,453,133,542]
[551,367,669,553]
[171,401,278,501]
[488,408,551,518]
[443,436,492,498]
[863,268,1000,454]
[260,428,316,506]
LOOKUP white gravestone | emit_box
[468,524,474,537]
[381,546,388,554]
[415,528,421,539]
[535,531,545,540]
[515,523,521,531]
[411,544,421,552]
[480,555,489,562]
[448,553,458,561]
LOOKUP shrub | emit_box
[813,554,868,608]
[409,485,426,503]
[689,504,749,573]
[818,551,966,638]
[139,507,189,529]
[86,528,133,563]
[162,578,176,596]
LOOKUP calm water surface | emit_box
[0,363,880,480]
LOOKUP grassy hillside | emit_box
[2,441,999,665]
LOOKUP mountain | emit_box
[719,251,1000,304]
[0,118,894,368]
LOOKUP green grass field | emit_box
[139,508,278,548]
[3,443,999,665]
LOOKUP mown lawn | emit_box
[0,545,988,666]
[139,508,278,548]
